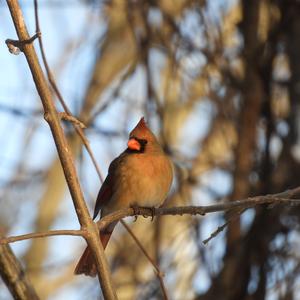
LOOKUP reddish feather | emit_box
[74,231,112,277]
[93,177,112,219]
[74,246,96,276]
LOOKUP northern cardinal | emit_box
[74,117,173,276]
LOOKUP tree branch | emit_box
[2,187,300,247]
[5,1,117,299]
[0,230,84,245]
[120,220,169,300]
[98,193,300,231]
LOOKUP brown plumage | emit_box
[74,117,173,276]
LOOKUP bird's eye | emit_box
[139,139,147,146]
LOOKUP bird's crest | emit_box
[130,117,152,139]
[136,117,148,130]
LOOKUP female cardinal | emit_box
[74,117,173,276]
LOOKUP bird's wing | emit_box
[92,154,124,219]
[92,175,112,219]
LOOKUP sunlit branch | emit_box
[0,230,85,245]
[1,191,300,247]
[98,196,300,231]
[6,1,116,299]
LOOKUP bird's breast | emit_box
[115,153,173,208]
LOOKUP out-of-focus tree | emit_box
[2,0,300,299]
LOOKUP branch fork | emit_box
[58,112,86,129]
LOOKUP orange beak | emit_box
[127,138,141,151]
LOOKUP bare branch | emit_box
[6,1,116,299]
[0,230,84,245]
[2,187,300,247]
[98,190,300,231]
[120,220,169,300]
[58,112,86,129]
[202,208,245,245]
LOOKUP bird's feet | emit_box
[130,205,156,221]
[148,207,156,221]
[130,205,140,222]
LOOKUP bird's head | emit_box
[127,117,159,153]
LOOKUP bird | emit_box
[74,117,173,276]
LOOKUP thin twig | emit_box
[33,0,104,183]
[202,208,246,245]
[59,112,86,129]
[0,230,85,245]
[120,220,169,300]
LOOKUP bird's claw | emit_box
[131,205,139,222]
[142,207,156,221]
[130,206,155,221]
[150,207,155,221]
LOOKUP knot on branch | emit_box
[44,111,51,123]
[5,32,41,55]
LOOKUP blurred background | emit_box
[1,0,300,299]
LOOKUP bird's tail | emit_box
[74,230,113,277]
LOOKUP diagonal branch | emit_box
[120,220,169,300]
[5,1,117,299]
[32,0,104,183]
